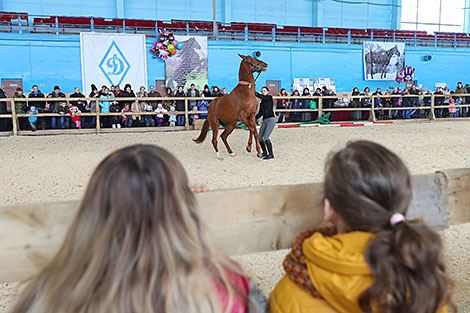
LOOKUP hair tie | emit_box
[390,213,405,226]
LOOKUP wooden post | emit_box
[369,95,376,122]
[318,96,323,118]
[184,98,189,130]
[95,100,100,134]
[430,94,436,121]
[11,98,18,136]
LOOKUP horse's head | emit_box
[392,45,400,56]
[238,54,268,72]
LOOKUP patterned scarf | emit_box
[283,226,338,298]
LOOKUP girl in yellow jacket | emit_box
[270,140,456,313]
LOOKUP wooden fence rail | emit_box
[0,168,469,283]
[0,94,469,136]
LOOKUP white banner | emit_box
[80,33,148,96]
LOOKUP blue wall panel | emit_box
[1,33,469,94]
[3,0,398,30]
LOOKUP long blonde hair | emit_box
[12,145,244,313]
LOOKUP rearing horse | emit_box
[193,54,268,159]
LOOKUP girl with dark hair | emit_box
[289,90,301,122]
[276,88,289,123]
[11,144,267,313]
[301,87,310,122]
[271,140,455,313]
[255,86,275,160]
[351,87,361,121]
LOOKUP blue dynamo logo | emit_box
[99,41,131,86]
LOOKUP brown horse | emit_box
[193,54,268,159]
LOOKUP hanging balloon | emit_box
[170,49,177,56]
[177,42,184,50]
[172,39,178,46]
[167,44,175,53]
[168,34,175,42]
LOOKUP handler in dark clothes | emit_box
[255,86,275,160]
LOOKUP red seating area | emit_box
[4,12,470,46]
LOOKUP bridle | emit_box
[239,58,264,88]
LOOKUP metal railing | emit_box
[0,93,469,136]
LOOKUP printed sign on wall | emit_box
[80,33,148,96]
[363,42,405,81]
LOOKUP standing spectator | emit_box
[212,86,224,98]
[190,104,199,126]
[0,85,7,131]
[442,85,450,118]
[409,85,421,118]
[121,103,133,128]
[197,94,209,119]
[168,106,177,127]
[301,87,310,122]
[350,87,361,121]
[402,88,412,119]
[148,85,161,110]
[186,83,200,110]
[27,105,38,131]
[14,87,28,130]
[434,87,444,118]
[289,90,301,122]
[87,85,100,128]
[390,87,401,119]
[175,86,186,126]
[202,84,211,97]
[423,90,433,118]
[110,99,122,129]
[323,88,337,121]
[162,87,174,110]
[372,87,383,120]
[113,85,123,98]
[255,87,276,160]
[99,87,114,128]
[99,85,108,96]
[312,88,322,120]
[69,87,87,128]
[55,101,70,129]
[28,85,46,129]
[448,98,457,118]
[143,103,155,127]
[222,87,229,95]
[154,103,167,127]
[455,82,467,117]
[465,83,470,117]
[48,86,66,129]
[122,84,136,109]
[361,87,371,120]
[69,103,82,129]
[276,88,289,123]
[136,86,149,111]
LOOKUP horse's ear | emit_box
[238,53,245,59]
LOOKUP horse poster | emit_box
[363,42,405,81]
[165,36,208,91]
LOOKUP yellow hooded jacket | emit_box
[270,230,449,313]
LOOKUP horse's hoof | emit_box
[216,152,223,160]
[246,146,252,153]
[229,152,235,157]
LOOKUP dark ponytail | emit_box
[324,141,455,313]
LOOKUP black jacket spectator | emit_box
[0,87,7,131]
[175,90,185,111]
[28,89,46,111]
[70,91,87,112]
[255,92,274,120]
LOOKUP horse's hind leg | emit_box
[244,114,262,156]
[209,117,222,159]
[220,124,236,156]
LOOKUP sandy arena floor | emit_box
[0,119,469,311]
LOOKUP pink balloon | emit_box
[172,39,178,46]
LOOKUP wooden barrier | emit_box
[0,168,469,283]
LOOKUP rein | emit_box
[238,58,263,85]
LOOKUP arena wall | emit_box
[1,0,400,29]
[1,32,470,93]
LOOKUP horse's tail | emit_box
[193,119,210,144]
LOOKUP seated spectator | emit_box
[197,94,209,119]
[148,85,161,110]
[270,140,455,313]
[110,100,122,129]
[10,144,267,313]
[154,103,167,127]
[69,104,82,129]
[143,103,155,127]
[121,103,133,128]
[55,101,70,129]
[14,87,28,130]
[27,105,38,131]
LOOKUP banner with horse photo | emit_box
[165,36,208,91]
[363,42,405,81]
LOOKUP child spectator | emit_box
[99,87,114,128]
[190,104,199,125]
[27,105,38,131]
[448,98,457,118]
[55,101,70,129]
[168,106,177,127]
[143,103,155,127]
[121,103,133,128]
[154,103,167,127]
[110,100,122,129]
[10,144,267,313]
[197,94,209,119]
[69,104,82,129]
[270,140,455,313]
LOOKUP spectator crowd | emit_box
[0,81,469,132]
